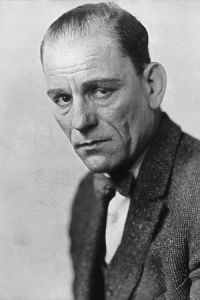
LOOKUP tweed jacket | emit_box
[70,113,200,300]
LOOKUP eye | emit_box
[92,87,113,99]
[54,94,72,107]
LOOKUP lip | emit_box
[75,139,110,150]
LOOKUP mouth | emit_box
[75,139,110,150]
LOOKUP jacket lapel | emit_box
[104,114,182,300]
[74,174,114,300]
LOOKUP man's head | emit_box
[41,2,166,174]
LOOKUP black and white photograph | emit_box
[1,1,200,299]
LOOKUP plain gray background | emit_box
[1,0,200,299]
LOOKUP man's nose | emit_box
[71,97,98,132]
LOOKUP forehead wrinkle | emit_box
[47,66,97,76]
[45,50,100,67]
[45,56,100,76]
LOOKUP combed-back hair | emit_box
[40,2,150,74]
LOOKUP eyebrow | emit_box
[47,88,66,97]
[82,78,123,92]
[47,78,123,97]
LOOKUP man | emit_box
[40,2,200,299]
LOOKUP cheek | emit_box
[105,103,136,143]
[110,101,146,151]
[103,115,132,150]
[54,113,72,140]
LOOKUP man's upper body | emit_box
[40,2,200,299]
[70,113,200,300]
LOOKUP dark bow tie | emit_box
[100,172,135,200]
[110,172,135,197]
[93,172,135,200]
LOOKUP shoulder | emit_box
[69,172,95,262]
[168,131,200,221]
[174,132,200,184]
[178,132,200,161]
[71,172,95,219]
[75,172,95,196]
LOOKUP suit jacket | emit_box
[69,113,200,300]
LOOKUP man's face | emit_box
[43,30,154,173]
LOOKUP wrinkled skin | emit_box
[43,30,156,174]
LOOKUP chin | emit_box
[82,156,114,173]
[84,162,109,173]
[82,154,125,174]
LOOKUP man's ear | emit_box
[143,62,167,109]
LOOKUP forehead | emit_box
[42,30,133,80]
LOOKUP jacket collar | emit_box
[135,112,181,200]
